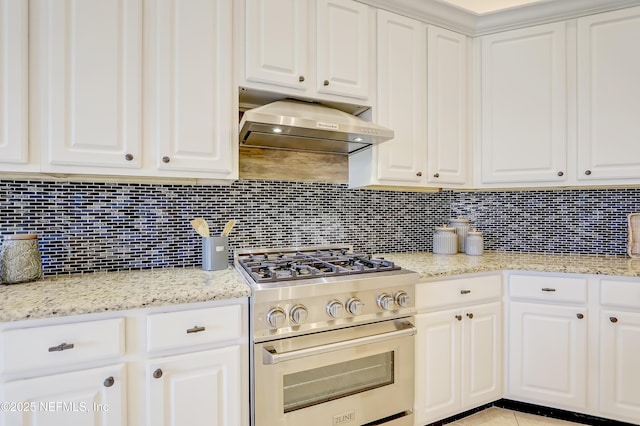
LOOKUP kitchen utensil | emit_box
[1,234,43,284]
[433,225,457,254]
[221,219,236,237]
[190,218,210,237]
[449,217,471,253]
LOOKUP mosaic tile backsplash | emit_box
[1,179,637,276]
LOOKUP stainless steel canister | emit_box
[448,218,471,253]
[433,225,458,255]
[465,230,484,256]
[0,234,43,284]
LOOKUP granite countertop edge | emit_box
[2,251,640,324]
[0,266,251,323]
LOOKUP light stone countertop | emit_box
[375,251,640,280]
[0,266,250,323]
[3,251,640,324]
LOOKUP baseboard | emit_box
[424,399,637,426]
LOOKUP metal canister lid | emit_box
[435,225,456,232]
[467,229,483,236]
[4,234,38,240]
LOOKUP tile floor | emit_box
[447,407,584,425]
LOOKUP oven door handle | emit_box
[262,322,416,365]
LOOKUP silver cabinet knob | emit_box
[433,173,440,178]
[162,156,171,163]
[346,298,364,315]
[557,171,564,177]
[585,170,592,175]
[290,305,308,325]
[153,369,163,379]
[610,316,618,323]
[103,376,115,387]
[395,291,410,308]
[298,76,305,82]
[466,313,474,319]
[326,300,343,318]
[377,293,394,310]
[125,153,134,161]
[323,80,329,86]
[455,315,462,321]
[416,171,423,177]
[576,313,584,319]
[267,307,286,328]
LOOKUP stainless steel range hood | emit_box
[239,99,394,155]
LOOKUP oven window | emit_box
[283,352,394,413]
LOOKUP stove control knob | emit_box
[326,300,343,318]
[377,293,395,311]
[346,298,364,315]
[266,307,286,328]
[290,305,308,325]
[395,291,410,308]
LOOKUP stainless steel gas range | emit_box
[235,245,419,426]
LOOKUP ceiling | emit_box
[436,0,551,15]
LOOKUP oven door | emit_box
[253,319,415,426]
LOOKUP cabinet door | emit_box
[244,0,308,90]
[508,302,587,411]
[147,346,240,426]
[414,309,461,425]
[316,0,370,100]
[480,22,567,184]
[33,0,142,172]
[0,0,31,171]
[427,26,468,186]
[577,6,640,181]
[376,11,427,184]
[0,364,126,426]
[599,310,640,423]
[461,302,502,410]
[145,0,235,178]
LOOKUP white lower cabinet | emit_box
[0,364,126,426]
[414,275,502,425]
[0,300,248,426]
[506,274,588,412]
[598,279,640,424]
[508,302,588,411]
[146,346,241,426]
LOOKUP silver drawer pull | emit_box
[186,326,206,334]
[48,343,75,352]
[541,288,556,292]
[263,322,416,365]
[460,290,471,295]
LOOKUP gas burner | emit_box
[237,246,400,284]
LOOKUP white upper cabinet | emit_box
[478,22,567,186]
[32,0,143,173]
[349,11,428,188]
[576,6,640,182]
[0,0,33,172]
[349,14,470,190]
[427,26,469,187]
[144,0,236,180]
[244,0,308,91]
[316,0,370,99]
[242,0,373,103]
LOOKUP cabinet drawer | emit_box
[601,279,640,308]
[0,318,125,374]
[416,274,502,309]
[509,274,587,303]
[146,304,242,352]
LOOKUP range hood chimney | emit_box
[239,99,394,155]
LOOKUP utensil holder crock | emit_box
[202,237,229,271]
